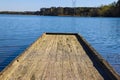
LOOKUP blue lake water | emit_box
[0,14,120,74]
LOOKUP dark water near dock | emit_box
[0,14,120,74]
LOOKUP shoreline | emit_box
[0,13,120,18]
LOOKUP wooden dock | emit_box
[0,33,119,80]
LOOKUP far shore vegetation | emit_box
[0,0,120,17]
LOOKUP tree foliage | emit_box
[0,0,120,17]
[39,0,120,17]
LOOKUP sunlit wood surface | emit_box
[0,33,119,80]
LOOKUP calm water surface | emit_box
[0,14,120,74]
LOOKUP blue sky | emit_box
[0,0,118,11]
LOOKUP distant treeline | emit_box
[0,0,120,17]
[39,0,120,17]
[0,11,36,15]
[39,7,99,17]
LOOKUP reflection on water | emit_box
[0,15,120,74]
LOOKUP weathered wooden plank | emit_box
[0,33,119,80]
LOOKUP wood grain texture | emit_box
[0,33,119,80]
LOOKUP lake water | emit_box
[0,14,120,74]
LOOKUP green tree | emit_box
[98,2,118,17]
[117,0,120,6]
[99,5,111,16]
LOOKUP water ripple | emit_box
[0,15,120,74]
